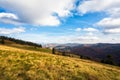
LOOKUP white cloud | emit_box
[0,13,18,20]
[108,8,120,18]
[83,28,99,32]
[0,0,75,26]
[13,33,101,44]
[0,27,25,35]
[78,0,120,34]
[96,17,120,34]
[75,27,98,32]
[10,32,120,44]
[12,33,71,43]
[72,36,99,41]
[75,28,81,32]
[0,12,21,25]
[78,0,120,15]
[96,18,120,29]
[104,28,120,34]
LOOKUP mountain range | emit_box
[55,43,120,66]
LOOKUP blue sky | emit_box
[0,0,120,43]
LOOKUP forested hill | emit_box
[0,36,42,48]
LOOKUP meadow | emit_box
[0,45,120,80]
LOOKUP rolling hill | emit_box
[0,36,51,53]
[55,43,120,66]
[0,38,120,80]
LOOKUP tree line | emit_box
[52,47,120,66]
[0,36,42,48]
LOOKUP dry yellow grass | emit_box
[0,45,120,80]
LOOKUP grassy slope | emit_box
[0,45,120,80]
[4,40,52,53]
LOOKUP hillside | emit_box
[0,36,51,53]
[0,45,120,80]
[0,36,42,47]
[55,43,120,66]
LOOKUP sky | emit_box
[0,0,120,44]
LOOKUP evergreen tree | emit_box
[1,38,4,44]
[101,55,114,65]
[52,48,55,54]
[0,36,5,44]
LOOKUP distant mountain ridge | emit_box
[55,43,120,66]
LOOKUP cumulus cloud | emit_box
[14,33,100,44]
[72,36,99,41]
[96,15,120,34]
[96,18,120,29]
[0,0,75,26]
[0,27,25,35]
[83,28,99,32]
[75,27,98,32]
[104,28,120,34]
[78,0,120,15]
[78,0,120,34]
[0,12,20,24]
[69,35,101,43]
[108,8,120,18]
[96,17,120,34]
[0,13,18,20]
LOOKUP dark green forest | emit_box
[0,36,42,48]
